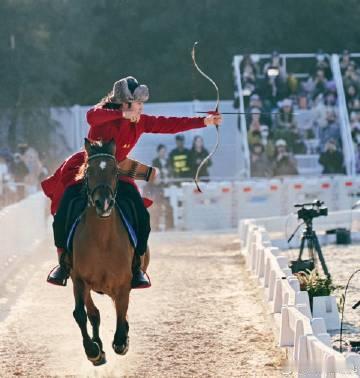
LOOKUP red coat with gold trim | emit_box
[41,107,206,214]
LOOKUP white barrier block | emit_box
[317,333,332,348]
[296,291,311,311]
[312,296,340,331]
[268,270,276,301]
[277,255,289,270]
[256,246,265,278]
[296,303,312,319]
[273,278,284,313]
[322,354,336,377]
[280,306,294,347]
[294,319,305,361]
[311,318,327,335]
[297,335,310,375]
[345,353,360,376]
[288,277,301,293]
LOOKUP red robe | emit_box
[41,107,206,214]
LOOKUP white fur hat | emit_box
[110,76,149,104]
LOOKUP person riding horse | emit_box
[42,76,222,289]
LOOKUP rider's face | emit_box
[125,101,144,115]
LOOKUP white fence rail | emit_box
[0,192,48,283]
[239,217,360,376]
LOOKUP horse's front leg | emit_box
[85,292,105,359]
[112,287,131,355]
[72,278,106,365]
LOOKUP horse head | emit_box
[84,138,118,218]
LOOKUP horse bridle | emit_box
[84,153,119,210]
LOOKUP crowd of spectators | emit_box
[239,50,346,178]
[0,144,47,209]
[144,134,211,230]
[340,50,360,173]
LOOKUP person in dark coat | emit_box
[319,139,345,174]
[189,135,212,179]
[250,143,272,178]
[272,139,298,176]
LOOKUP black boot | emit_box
[131,255,151,289]
[47,249,70,286]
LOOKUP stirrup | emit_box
[46,265,69,287]
[131,271,151,289]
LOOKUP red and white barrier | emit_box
[181,182,234,230]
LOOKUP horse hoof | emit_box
[87,342,106,365]
[112,338,129,355]
[91,351,106,366]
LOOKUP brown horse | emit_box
[71,138,134,365]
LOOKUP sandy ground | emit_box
[0,231,286,377]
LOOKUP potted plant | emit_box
[295,269,336,312]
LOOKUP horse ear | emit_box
[84,138,91,154]
[108,139,116,156]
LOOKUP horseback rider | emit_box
[42,76,222,289]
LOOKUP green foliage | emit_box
[295,269,336,298]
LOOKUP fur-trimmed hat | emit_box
[110,76,149,104]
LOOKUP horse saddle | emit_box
[65,195,138,253]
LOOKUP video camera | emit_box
[294,200,328,222]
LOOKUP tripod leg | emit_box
[312,232,330,278]
[298,236,306,260]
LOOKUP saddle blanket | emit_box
[65,197,138,252]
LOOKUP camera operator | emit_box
[272,139,298,176]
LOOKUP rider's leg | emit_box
[47,183,83,286]
[115,182,151,288]
[142,246,150,273]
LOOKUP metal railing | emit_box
[331,54,356,175]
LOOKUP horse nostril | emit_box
[109,199,115,208]
[94,199,102,209]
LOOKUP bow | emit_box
[191,41,220,192]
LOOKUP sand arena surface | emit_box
[0,231,286,377]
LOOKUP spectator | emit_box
[169,134,192,180]
[340,50,352,74]
[315,50,332,80]
[189,135,212,178]
[319,139,345,174]
[250,143,272,178]
[260,125,275,159]
[247,109,263,147]
[318,108,341,152]
[240,54,258,77]
[345,84,359,110]
[273,99,296,146]
[146,145,174,231]
[295,93,316,138]
[288,125,307,154]
[312,69,328,99]
[272,139,298,176]
[152,144,170,185]
[18,144,45,194]
[246,94,272,128]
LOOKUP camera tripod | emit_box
[289,218,330,278]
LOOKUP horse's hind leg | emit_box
[112,288,130,355]
[73,279,106,366]
[85,292,104,354]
